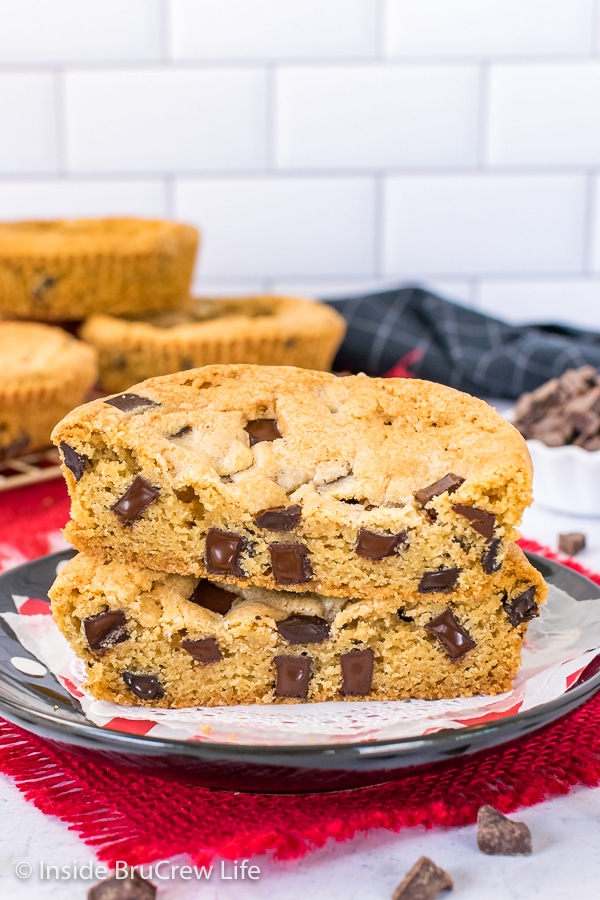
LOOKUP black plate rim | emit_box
[0,549,599,771]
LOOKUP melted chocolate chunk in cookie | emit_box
[254,505,302,531]
[340,648,374,695]
[452,504,496,541]
[105,393,160,412]
[274,655,312,698]
[277,614,330,644]
[477,805,532,856]
[269,542,312,585]
[502,586,539,627]
[205,529,247,577]
[170,425,192,439]
[182,637,223,664]
[111,476,160,526]
[59,441,89,482]
[245,418,281,446]
[414,473,465,506]
[418,568,460,593]
[482,538,502,574]
[83,609,128,651]
[355,528,407,560]
[424,609,476,660]
[188,579,237,615]
[122,672,164,701]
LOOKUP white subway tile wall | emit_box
[175,177,375,278]
[1,0,600,328]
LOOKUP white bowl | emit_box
[527,439,600,516]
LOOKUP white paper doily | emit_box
[3,582,599,747]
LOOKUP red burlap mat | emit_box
[1,480,600,866]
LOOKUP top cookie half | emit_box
[52,365,533,603]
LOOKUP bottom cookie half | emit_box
[49,548,546,707]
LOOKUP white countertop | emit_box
[3,498,600,900]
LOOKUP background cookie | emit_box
[0,321,97,458]
[80,295,346,392]
[0,217,199,321]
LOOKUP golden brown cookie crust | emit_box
[80,296,346,393]
[49,543,546,707]
[0,321,97,457]
[53,364,533,602]
[0,217,199,320]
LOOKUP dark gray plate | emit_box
[0,550,598,793]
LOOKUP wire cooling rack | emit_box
[0,447,62,492]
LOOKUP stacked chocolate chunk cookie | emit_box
[49,365,547,707]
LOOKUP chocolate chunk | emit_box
[254,504,302,531]
[89,869,156,900]
[580,434,600,451]
[274,655,312,699]
[277,614,330,644]
[514,378,563,431]
[397,609,414,622]
[0,431,30,461]
[570,409,600,442]
[188,579,237,614]
[477,805,532,856]
[205,529,247,577]
[502,586,539,627]
[32,274,57,301]
[414,473,465,506]
[482,538,502,574]
[59,441,89,481]
[392,856,453,900]
[182,637,223,664]
[452,504,495,541]
[83,610,128,651]
[105,393,160,413]
[113,355,127,370]
[355,528,407,560]
[558,532,586,556]
[170,425,192,438]
[111,476,160,525]
[515,366,600,446]
[340,648,374,695]
[269,542,312,585]
[424,609,476,660]
[529,416,573,447]
[418,568,460,593]
[245,418,281,445]
[566,384,600,416]
[560,365,598,397]
[122,672,164,701]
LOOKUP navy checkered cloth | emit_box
[325,286,600,400]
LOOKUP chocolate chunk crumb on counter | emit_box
[558,532,586,556]
[48,364,547,707]
[392,857,453,900]
[88,868,156,899]
[477,806,532,856]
